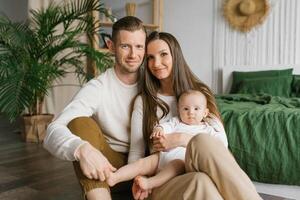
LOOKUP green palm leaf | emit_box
[0,0,112,122]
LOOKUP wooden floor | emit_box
[0,122,82,200]
[0,118,293,200]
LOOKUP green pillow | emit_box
[291,75,300,97]
[230,68,293,93]
[236,76,293,97]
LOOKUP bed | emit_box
[215,67,300,185]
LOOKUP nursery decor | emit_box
[0,0,112,142]
[223,0,270,32]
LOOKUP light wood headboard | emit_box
[222,65,300,93]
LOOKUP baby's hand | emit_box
[132,176,152,200]
[150,126,164,139]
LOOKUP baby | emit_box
[106,90,227,191]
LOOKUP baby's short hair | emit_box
[178,89,207,105]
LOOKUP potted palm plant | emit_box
[0,0,112,142]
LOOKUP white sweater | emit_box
[43,68,138,161]
[128,94,228,163]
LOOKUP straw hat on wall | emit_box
[223,0,270,32]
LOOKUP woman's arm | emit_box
[128,96,146,163]
[129,96,152,199]
[204,113,228,147]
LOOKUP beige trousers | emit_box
[152,134,262,200]
[68,117,261,200]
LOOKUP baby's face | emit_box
[178,92,209,125]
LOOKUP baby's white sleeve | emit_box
[159,117,180,134]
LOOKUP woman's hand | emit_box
[150,126,165,139]
[152,133,193,152]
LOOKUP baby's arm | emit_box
[151,117,180,139]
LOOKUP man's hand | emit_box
[75,143,116,181]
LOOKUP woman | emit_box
[130,31,262,200]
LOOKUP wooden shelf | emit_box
[144,23,160,30]
[99,21,113,27]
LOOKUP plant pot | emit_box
[21,114,54,143]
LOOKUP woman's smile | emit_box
[146,39,173,81]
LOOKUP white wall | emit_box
[164,0,214,89]
[0,0,27,22]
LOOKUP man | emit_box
[44,16,146,200]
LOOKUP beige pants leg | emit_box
[152,172,223,200]
[185,134,262,200]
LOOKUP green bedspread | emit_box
[216,94,300,185]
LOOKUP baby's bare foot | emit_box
[106,173,117,187]
[135,176,151,190]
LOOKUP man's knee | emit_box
[67,117,100,138]
[67,117,106,151]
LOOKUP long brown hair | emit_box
[140,31,221,150]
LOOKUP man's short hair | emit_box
[112,16,146,43]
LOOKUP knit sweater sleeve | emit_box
[128,96,145,163]
[43,79,101,161]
